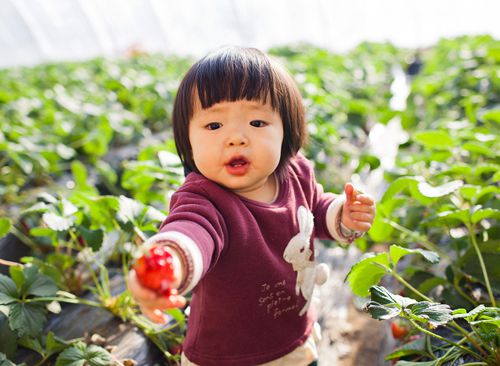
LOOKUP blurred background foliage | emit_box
[1,34,498,246]
[0,34,499,365]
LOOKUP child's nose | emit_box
[227,131,248,147]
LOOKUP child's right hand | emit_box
[127,245,186,323]
[128,269,186,323]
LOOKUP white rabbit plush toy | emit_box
[283,206,329,316]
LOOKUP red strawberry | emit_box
[391,320,409,340]
[168,343,183,355]
[133,245,176,296]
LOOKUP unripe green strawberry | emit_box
[133,245,176,296]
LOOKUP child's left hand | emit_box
[341,183,376,232]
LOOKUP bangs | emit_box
[192,47,277,110]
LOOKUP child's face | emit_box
[189,98,284,201]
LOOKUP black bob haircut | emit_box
[172,46,307,179]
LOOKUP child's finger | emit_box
[348,203,374,212]
[127,270,158,301]
[133,288,186,309]
[140,305,169,324]
[344,183,355,204]
[165,293,187,308]
[348,212,374,222]
[353,194,375,205]
[347,221,372,232]
[139,293,186,323]
[138,294,182,309]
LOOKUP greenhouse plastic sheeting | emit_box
[1,0,499,68]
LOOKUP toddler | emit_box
[129,46,375,366]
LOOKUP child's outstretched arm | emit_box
[128,245,187,324]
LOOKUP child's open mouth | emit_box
[225,156,249,176]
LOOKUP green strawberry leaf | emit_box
[468,307,500,327]
[389,245,440,268]
[55,342,112,366]
[381,176,422,203]
[8,302,47,338]
[21,202,49,215]
[71,161,98,195]
[452,305,486,320]
[417,180,463,198]
[0,352,19,366]
[46,332,70,356]
[459,184,481,201]
[345,253,390,297]
[17,336,44,355]
[8,266,24,293]
[29,227,55,237]
[42,212,75,231]
[370,285,417,307]
[462,142,493,157]
[365,286,418,321]
[77,226,104,251]
[475,164,500,177]
[0,218,11,238]
[471,208,500,224]
[0,275,18,305]
[368,204,395,242]
[409,301,453,327]
[0,315,17,359]
[481,108,500,124]
[36,193,58,204]
[413,130,455,149]
[370,285,399,305]
[385,337,428,361]
[433,209,469,225]
[21,265,58,298]
[474,322,498,343]
[87,196,120,230]
[365,301,401,320]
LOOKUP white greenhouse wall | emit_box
[0,0,499,68]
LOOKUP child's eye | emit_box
[205,122,222,130]
[250,120,267,127]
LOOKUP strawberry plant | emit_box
[346,35,499,365]
[1,164,185,364]
[0,263,111,365]
[347,242,499,365]
[120,141,184,207]
[0,55,191,205]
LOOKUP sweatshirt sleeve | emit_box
[143,186,227,294]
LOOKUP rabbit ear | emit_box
[297,206,314,236]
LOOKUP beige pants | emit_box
[181,322,321,366]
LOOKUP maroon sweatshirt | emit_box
[157,153,338,365]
